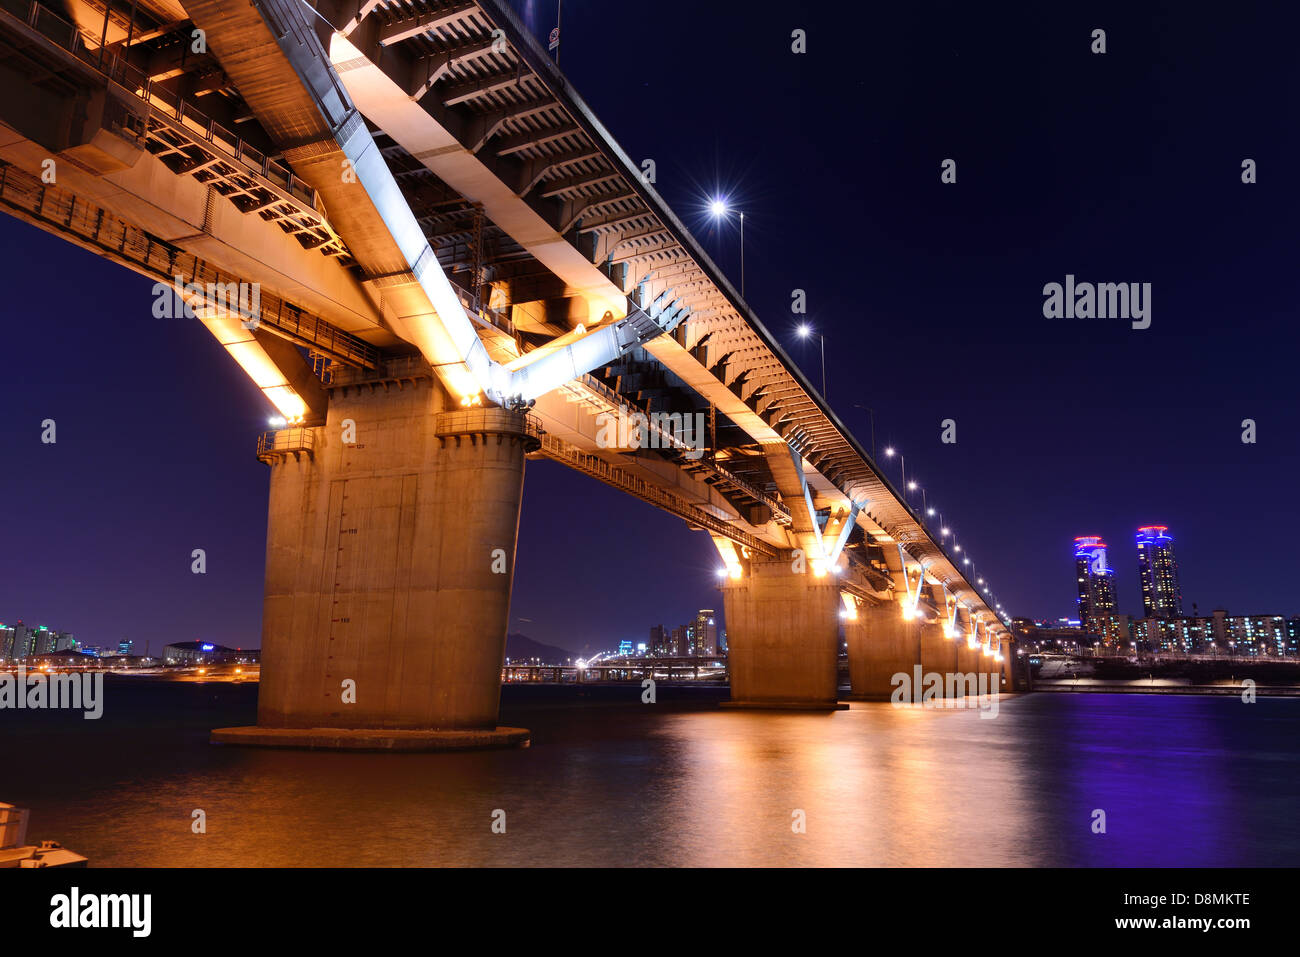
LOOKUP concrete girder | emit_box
[406,36,501,101]
[184,0,657,406]
[325,29,627,320]
[374,3,482,48]
[192,305,321,422]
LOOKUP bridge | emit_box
[0,0,1015,748]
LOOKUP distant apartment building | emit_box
[2,622,29,657]
[649,612,721,657]
[692,610,718,656]
[1218,613,1288,657]
[1073,537,1125,645]
[1135,525,1183,618]
[1132,616,1215,654]
[1130,610,1290,656]
[670,625,688,656]
[2,622,76,657]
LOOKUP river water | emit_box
[3,680,1297,866]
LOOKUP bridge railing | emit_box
[0,0,317,210]
[256,428,315,463]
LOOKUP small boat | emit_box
[0,803,88,868]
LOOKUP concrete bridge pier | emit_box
[919,619,959,695]
[212,374,534,751]
[957,636,982,689]
[1000,636,1018,692]
[845,601,921,700]
[720,557,845,709]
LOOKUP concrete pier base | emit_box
[846,602,920,699]
[919,621,958,695]
[225,371,537,749]
[957,638,978,679]
[210,726,531,751]
[721,558,842,709]
[999,637,1018,692]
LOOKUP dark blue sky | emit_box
[2,0,1297,655]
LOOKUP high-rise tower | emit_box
[1136,525,1183,618]
[1074,536,1119,637]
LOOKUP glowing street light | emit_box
[796,323,827,399]
[881,446,907,488]
[708,196,746,298]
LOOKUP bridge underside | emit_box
[0,0,1019,745]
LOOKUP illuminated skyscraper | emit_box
[649,624,667,656]
[1074,536,1120,639]
[693,609,718,656]
[1136,525,1183,618]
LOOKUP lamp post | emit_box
[709,198,746,298]
[796,323,827,399]
[883,446,905,490]
[740,211,745,298]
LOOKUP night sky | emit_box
[2,0,1297,656]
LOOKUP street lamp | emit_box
[883,446,906,489]
[795,321,826,395]
[708,197,746,298]
[796,323,827,399]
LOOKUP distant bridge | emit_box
[504,657,727,684]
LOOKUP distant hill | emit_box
[505,633,573,665]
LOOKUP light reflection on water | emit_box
[4,681,1297,866]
